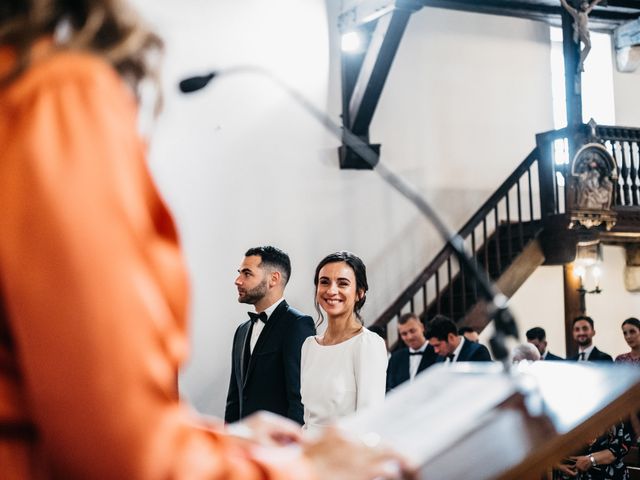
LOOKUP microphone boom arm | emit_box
[179,66,519,364]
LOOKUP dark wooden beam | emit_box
[347,8,413,134]
[339,0,423,31]
[562,6,583,128]
[418,0,640,30]
[563,264,581,357]
[615,17,640,47]
[339,1,420,168]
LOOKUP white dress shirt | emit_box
[250,297,284,353]
[446,336,466,363]
[577,344,595,361]
[409,343,428,380]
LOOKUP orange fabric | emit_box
[0,47,314,480]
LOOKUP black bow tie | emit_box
[409,351,424,356]
[248,312,268,324]
[447,354,455,362]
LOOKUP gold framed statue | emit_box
[568,142,617,229]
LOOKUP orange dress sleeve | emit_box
[0,49,314,480]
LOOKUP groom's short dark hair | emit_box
[245,246,291,285]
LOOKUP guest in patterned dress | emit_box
[615,318,640,444]
[554,423,632,480]
[615,318,640,365]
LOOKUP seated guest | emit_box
[616,318,640,443]
[569,316,613,362]
[300,252,388,434]
[526,326,564,360]
[554,423,632,480]
[458,326,480,343]
[426,315,492,363]
[511,343,540,363]
[615,317,640,364]
[386,313,438,392]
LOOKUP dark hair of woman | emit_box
[622,317,640,330]
[0,0,162,100]
[313,251,368,327]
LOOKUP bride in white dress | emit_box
[300,251,388,434]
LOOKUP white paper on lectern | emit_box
[339,361,640,469]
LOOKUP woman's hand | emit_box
[570,455,592,472]
[226,411,303,446]
[228,413,417,479]
[555,459,577,477]
[303,426,417,480]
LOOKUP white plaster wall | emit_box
[130,0,568,417]
[612,53,640,127]
[368,7,555,302]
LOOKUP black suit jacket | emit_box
[225,300,315,424]
[386,344,437,392]
[569,346,613,362]
[436,338,492,363]
[543,351,564,361]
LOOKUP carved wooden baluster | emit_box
[422,283,427,314]
[446,257,453,319]
[505,193,512,261]
[483,218,489,273]
[554,166,561,215]
[620,140,631,206]
[613,141,624,205]
[528,166,534,220]
[471,230,478,303]
[517,179,524,250]
[459,254,467,315]
[494,206,501,276]
[632,141,640,206]
[435,269,441,314]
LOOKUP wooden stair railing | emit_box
[372,147,544,332]
[373,123,640,343]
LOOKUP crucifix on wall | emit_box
[560,0,604,73]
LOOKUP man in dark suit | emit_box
[526,326,564,360]
[568,315,613,362]
[458,326,480,343]
[225,246,315,425]
[386,313,437,392]
[426,315,492,363]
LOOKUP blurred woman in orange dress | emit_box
[0,1,413,479]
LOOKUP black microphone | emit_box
[179,73,216,93]
[177,67,519,365]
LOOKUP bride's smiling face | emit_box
[315,261,361,318]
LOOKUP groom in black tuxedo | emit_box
[225,246,315,425]
[386,313,437,392]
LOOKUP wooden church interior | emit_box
[333,0,640,478]
[130,0,640,477]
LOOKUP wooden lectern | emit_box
[341,361,640,479]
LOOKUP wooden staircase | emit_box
[372,123,640,339]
